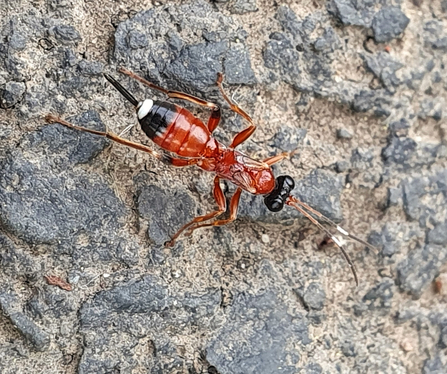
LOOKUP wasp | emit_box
[46,67,375,285]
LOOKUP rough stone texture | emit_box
[230,0,258,15]
[371,7,410,43]
[206,288,308,373]
[328,0,376,27]
[397,244,447,298]
[337,128,352,139]
[362,51,404,92]
[113,1,256,95]
[1,0,447,373]
[136,180,196,246]
[300,282,326,311]
[0,289,50,352]
[78,275,220,373]
[1,81,26,108]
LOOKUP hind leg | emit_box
[45,114,199,167]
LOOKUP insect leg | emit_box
[186,187,242,234]
[214,73,257,148]
[118,67,222,133]
[263,149,298,166]
[45,114,198,167]
[165,176,227,247]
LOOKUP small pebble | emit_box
[261,234,270,244]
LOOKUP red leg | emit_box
[214,73,257,148]
[263,149,298,165]
[165,176,227,247]
[186,187,242,234]
[45,114,197,167]
[118,67,221,133]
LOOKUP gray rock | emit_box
[372,7,410,43]
[421,355,445,374]
[441,325,447,348]
[269,8,334,95]
[79,276,220,373]
[48,24,81,44]
[275,5,305,44]
[362,52,404,92]
[387,186,402,207]
[389,118,411,134]
[305,362,322,374]
[223,44,256,85]
[402,170,447,226]
[382,137,417,166]
[269,126,307,152]
[335,160,350,173]
[0,111,138,266]
[8,30,28,51]
[427,222,447,245]
[263,32,301,85]
[77,60,104,76]
[352,89,393,117]
[367,224,399,257]
[424,20,447,52]
[0,233,40,280]
[113,1,255,95]
[136,183,195,246]
[362,278,395,310]
[230,0,258,15]
[0,290,50,351]
[302,282,326,311]
[313,27,341,53]
[81,275,219,320]
[0,111,117,243]
[396,244,447,298]
[418,98,444,121]
[1,81,26,108]
[337,128,352,139]
[328,0,376,27]
[0,123,13,140]
[341,339,356,357]
[207,290,308,374]
[350,147,373,170]
[293,169,344,221]
[165,41,229,92]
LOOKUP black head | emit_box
[264,175,295,212]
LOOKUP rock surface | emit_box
[1,0,446,373]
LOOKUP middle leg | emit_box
[165,176,227,247]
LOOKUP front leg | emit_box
[186,187,242,235]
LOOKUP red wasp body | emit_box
[46,67,375,285]
[138,99,276,195]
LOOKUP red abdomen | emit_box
[138,101,211,157]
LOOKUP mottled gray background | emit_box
[0,0,446,373]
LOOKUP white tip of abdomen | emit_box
[137,99,154,119]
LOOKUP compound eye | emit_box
[264,197,284,212]
[283,175,295,190]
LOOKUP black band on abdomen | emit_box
[139,101,178,140]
